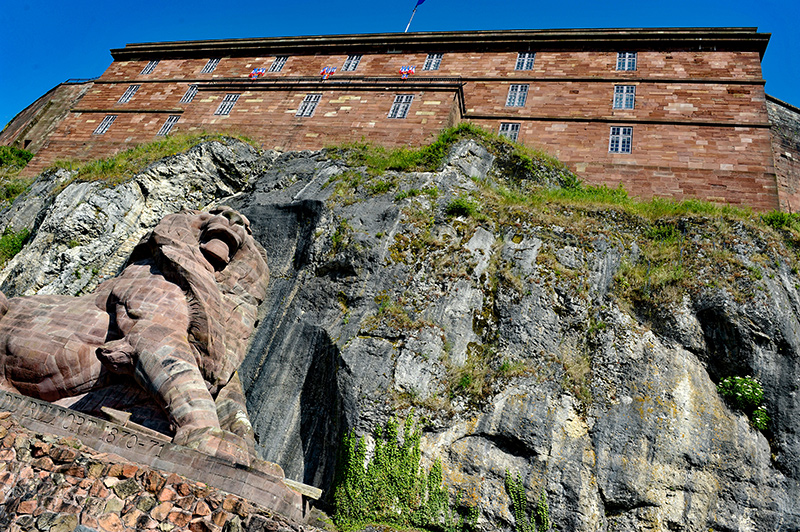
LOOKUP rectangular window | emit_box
[214,93,240,116]
[616,52,637,71]
[423,53,443,71]
[140,60,159,75]
[613,85,636,109]
[342,54,362,72]
[499,123,521,142]
[93,115,117,135]
[609,126,633,153]
[268,56,288,72]
[296,94,321,117]
[157,115,180,136]
[515,52,535,70]
[506,84,529,107]
[118,85,140,103]
[388,95,414,119]
[200,58,220,74]
[180,85,198,104]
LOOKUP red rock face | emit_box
[0,207,269,464]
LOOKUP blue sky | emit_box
[1,0,798,129]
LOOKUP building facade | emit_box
[7,28,799,212]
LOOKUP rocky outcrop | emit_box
[1,137,799,531]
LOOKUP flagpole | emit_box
[404,7,417,33]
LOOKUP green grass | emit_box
[49,133,258,191]
[0,227,30,268]
[0,146,34,205]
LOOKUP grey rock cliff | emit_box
[2,138,799,531]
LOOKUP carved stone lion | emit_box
[0,206,269,464]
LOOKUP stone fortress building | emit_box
[3,27,800,212]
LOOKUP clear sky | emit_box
[1,0,798,129]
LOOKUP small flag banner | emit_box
[415,0,426,6]
[321,67,337,79]
[399,66,416,79]
[249,68,266,79]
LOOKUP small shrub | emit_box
[762,210,798,231]
[0,146,34,169]
[445,196,479,218]
[0,227,30,267]
[717,375,769,430]
[505,471,552,532]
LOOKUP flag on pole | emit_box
[405,0,427,32]
[415,0,426,6]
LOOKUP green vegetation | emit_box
[50,133,258,191]
[328,122,567,179]
[445,196,480,219]
[717,375,770,430]
[0,227,30,268]
[504,471,552,532]
[0,146,34,205]
[333,414,478,532]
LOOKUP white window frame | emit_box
[609,126,633,153]
[423,53,443,71]
[388,95,414,119]
[613,85,636,109]
[342,54,362,72]
[157,115,180,136]
[180,85,198,104]
[214,93,240,116]
[140,60,159,75]
[515,52,535,70]
[506,84,529,107]
[296,94,322,117]
[93,115,117,135]
[201,58,220,74]
[118,85,140,104]
[268,56,288,72]
[616,52,637,71]
[499,123,521,142]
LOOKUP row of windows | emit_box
[498,123,634,154]
[118,80,638,111]
[92,93,417,136]
[505,83,636,109]
[137,51,639,76]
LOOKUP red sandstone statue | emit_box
[0,206,269,464]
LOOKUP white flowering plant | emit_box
[717,375,770,430]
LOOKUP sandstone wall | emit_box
[0,412,312,532]
[768,96,800,212]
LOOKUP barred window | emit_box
[269,56,288,72]
[180,85,198,104]
[214,93,240,116]
[609,126,633,153]
[613,85,636,109]
[506,84,529,107]
[388,95,414,119]
[93,115,117,135]
[118,85,140,103]
[140,60,159,75]
[342,54,362,72]
[423,53,443,71]
[616,52,637,71]
[296,94,322,117]
[515,52,535,70]
[157,115,180,136]
[201,58,220,73]
[499,123,521,141]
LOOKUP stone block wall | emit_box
[0,412,315,532]
[12,30,787,211]
[768,96,800,212]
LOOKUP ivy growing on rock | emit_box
[504,471,552,532]
[333,414,478,531]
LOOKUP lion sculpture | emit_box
[0,206,269,464]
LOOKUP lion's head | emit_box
[128,206,269,390]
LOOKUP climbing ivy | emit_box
[333,414,478,531]
[504,470,552,532]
